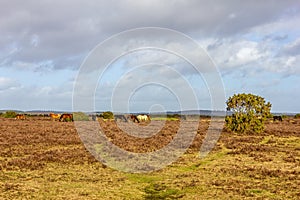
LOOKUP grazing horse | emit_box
[91,115,97,121]
[273,116,283,122]
[15,114,26,120]
[59,113,73,122]
[137,114,150,122]
[50,113,61,121]
[114,115,128,122]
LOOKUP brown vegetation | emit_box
[0,116,299,199]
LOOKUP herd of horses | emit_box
[103,114,151,123]
[14,113,74,122]
[13,113,151,123]
[13,113,284,123]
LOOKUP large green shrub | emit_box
[295,113,300,119]
[225,93,272,133]
[3,111,17,118]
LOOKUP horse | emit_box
[59,113,73,122]
[273,116,283,122]
[50,113,61,121]
[130,115,140,123]
[137,114,150,122]
[91,115,97,121]
[114,115,128,122]
[15,114,26,120]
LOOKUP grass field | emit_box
[0,117,299,199]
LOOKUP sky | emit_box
[0,0,300,113]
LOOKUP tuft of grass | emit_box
[259,135,274,145]
[144,183,184,200]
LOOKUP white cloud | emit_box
[282,37,300,56]
[0,0,298,71]
[0,77,20,91]
[265,55,300,75]
[207,39,267,70]
[0,80,74,111]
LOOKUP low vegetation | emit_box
[2,111,17,118]
[0,117,299,199]
[73,112,89,121]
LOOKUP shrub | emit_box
[3,111,17,118]
[101,111,114,119]
[73,112,89,121]
[295,113,300,119]
[226,93,272,133]
[282,115,288,119]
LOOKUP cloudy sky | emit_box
[0,0,299,113]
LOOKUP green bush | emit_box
[226,93,272,133]
[282,115,288,119]
[3,111,17,118]
[295,113,300,118]
[101,111,114,119]
[73,112,89,121]
[144,183,183,200]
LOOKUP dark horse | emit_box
[130,115,140,123]
[114,115,128,122]
[273,116,283,122]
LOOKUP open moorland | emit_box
[0,116,299,199]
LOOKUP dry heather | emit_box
[0,117,299,199]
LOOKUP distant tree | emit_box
[225,93,272,133]
[3,111,17,118]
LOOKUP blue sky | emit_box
[0,1,300,113]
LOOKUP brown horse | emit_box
[50,113,61,121]
[15,114,26,120]
[59,113,73,122]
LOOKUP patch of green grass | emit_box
[73,112,89,121]
[151,117,179,121]
[178,163,200,172]
[125,173,161,184]
[245,188,277,198]
[144,183,184,199]
[259,135,274,145]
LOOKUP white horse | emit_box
[137,114,150,122]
